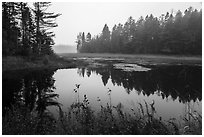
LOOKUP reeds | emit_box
[56,87,201,135]
[2,87,202,135]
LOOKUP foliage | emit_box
[77,7,202,55]
[2,2,60,57]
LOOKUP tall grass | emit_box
[2,55,76,71]
[2,87,202,135]
[55,86,202,135]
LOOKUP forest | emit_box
[76,7,202,55]
[2,2,60,57]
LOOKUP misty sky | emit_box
[49,2,202,46]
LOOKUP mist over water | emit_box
[52,45,77,53]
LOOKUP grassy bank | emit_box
[2,55,76,71]
[3,53,201,71]
[2,95,202,135]
[59,53,202,68]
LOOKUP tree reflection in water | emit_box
[2,69,60,116]
[77,65,201,103]
[2,65,201,118]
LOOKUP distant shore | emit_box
[3,53,201,72]
[59,53,202,68]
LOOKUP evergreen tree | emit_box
[86,32,91,42]
[82,32,85,44]
[76,32,82,52]
[19,2,35,56]
[110,24,118,52]
[2,2,21,56]
[102,24,110,41]
[33,2,61,55]
[2,2,61,57]
[123,16,136,53]
[132,16,145,53]
[101,24,111,52]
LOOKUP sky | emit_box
[48,2,202,46]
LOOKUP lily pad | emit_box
[113,63,151,72]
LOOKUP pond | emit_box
[2,64,202,120]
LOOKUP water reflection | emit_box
[2,69,60,116]
[2,65,202,120]
[77,65,202,103]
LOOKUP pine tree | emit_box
[76,32,82,52]
[101,24,111,52]
[102,24,110,41]
[2,2,21,56]
[19,2,35,56]
[86,32,91,42]
[33,2,61,55]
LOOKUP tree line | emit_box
[76,7,202,55]
[2,2,60,57]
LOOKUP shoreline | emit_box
[2,53,202,72]
[2,55,76,72]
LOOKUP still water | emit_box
[2,64,202,120]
